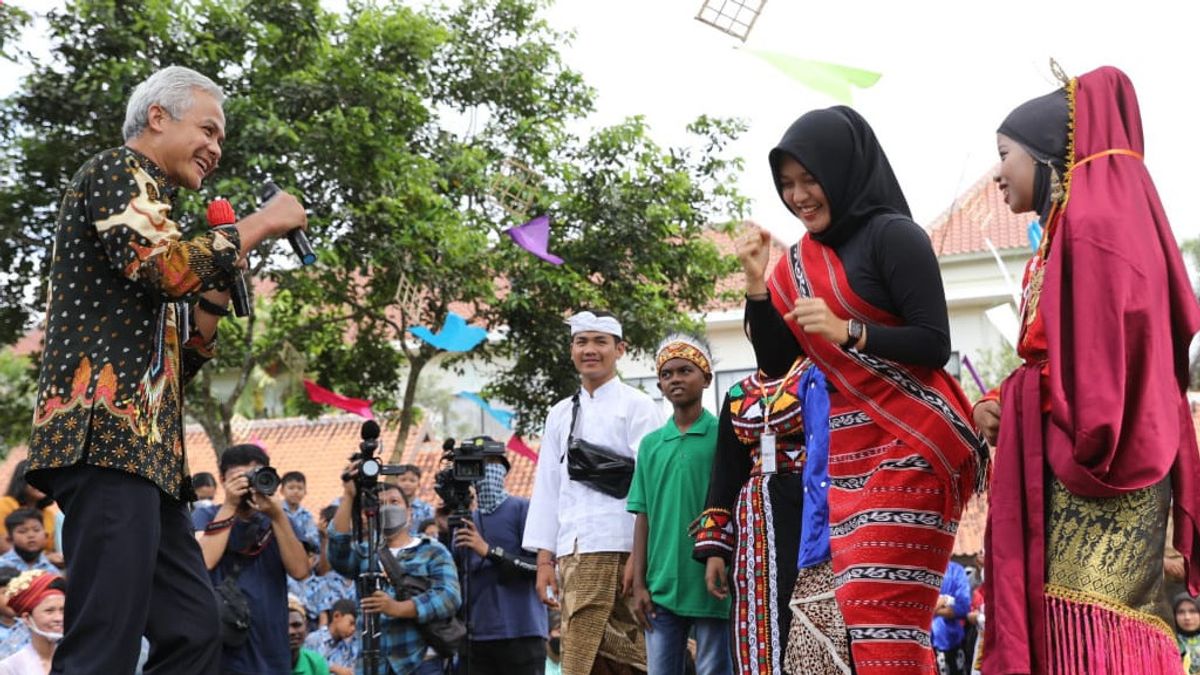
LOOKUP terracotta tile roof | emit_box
[927,167,1033,258]
[0,416,542,515]
[11,329,42,357]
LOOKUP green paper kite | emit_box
[747,50,881,104]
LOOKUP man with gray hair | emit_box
[25,65,307,675]
[524,310,662,675]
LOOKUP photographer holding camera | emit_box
[194,444,311,675]
[438,441,546,674]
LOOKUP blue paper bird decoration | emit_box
[457,391,515,429]
[409,312,488,352]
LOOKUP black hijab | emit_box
[769,106,911,248]
[997,88,1070,220]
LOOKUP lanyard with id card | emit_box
[757,358,804,475]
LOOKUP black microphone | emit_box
[361,420,381,441]
[261,181,316,266]
[205,199,252,318]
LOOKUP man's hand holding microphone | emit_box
[197,184,309,328]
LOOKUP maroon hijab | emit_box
[1041,66,1200,580]
[986,66,1200,675]
[1042,67,1197,490]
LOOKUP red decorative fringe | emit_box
[1044,591,1183,674]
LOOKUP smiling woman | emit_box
[730,106,987,675]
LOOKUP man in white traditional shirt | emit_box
[524,310,663,675]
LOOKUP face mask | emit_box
[14,547,41,564]
[476,463,510,515]
[25,617,62,643]
[380,504,408,536]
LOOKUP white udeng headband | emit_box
[566,311,623,338]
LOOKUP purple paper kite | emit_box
[504,215,563,265]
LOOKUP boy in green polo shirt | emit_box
[628,334,733,675]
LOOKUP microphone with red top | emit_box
[206,199,252,318]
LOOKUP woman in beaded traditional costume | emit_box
[732,106,988,675]
[975,64,1200,675]
[691,346,830,675]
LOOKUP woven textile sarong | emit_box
[826,393,960,675]
[1041,476,1181,674]
[559,551,646,674]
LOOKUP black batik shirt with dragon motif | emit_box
[28,146,241,499]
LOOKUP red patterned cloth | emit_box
[769,236,985,675]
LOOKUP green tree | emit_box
[0,0,744,461]
[482,115,744,431]
[0,347,37,457]
[960,345,1022,398]
[0,3,30,65]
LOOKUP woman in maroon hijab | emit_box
[977,65,1200,674]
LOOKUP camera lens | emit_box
[246,466,280,496]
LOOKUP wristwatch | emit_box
[488,546,505,561]
[842,318,864,349]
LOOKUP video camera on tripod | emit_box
[341,419,425,675]
[433,436,506,527]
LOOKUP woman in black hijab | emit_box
[736,107,986,675]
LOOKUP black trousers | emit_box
[46,464,221,675]
[465,636,546,675]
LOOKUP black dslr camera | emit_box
[241,466,280,505]
[433,436,505,526]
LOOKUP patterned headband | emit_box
[656,337,712,375]
[4,569,62,616]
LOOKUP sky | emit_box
[3,0,1198,244]
[541,0,1200,243]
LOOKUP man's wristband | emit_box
[197,296,230,317]
[204,515,235,533]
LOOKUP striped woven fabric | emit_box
[826,395,960,675]
[558,551,646,674]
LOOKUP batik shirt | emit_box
[284,503,320,548]
[0,550,58,575]
[28,147,241,499]
[303,626,359,670]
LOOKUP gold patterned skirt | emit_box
[1042,477,1182,674]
